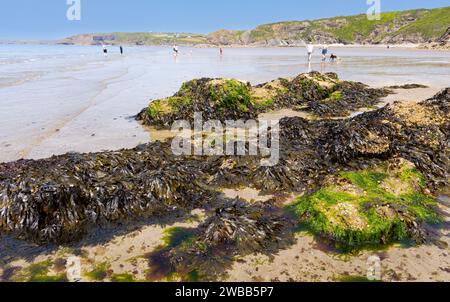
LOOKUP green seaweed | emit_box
[288,163,441,248]
[85,262,110,281]
[254,98,275,110]
[15,260,67,282]
[162,227,196,248]
[111,273,137,282]
[168,96,192,111]
[210,79,253,112]
[186,270,201,282]
[145,227,202,282]
[326,91,343,102]
[148,101,163,118]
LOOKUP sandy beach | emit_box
[0,44,449,283]
[1,189,448,282]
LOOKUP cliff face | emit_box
[439,27,450,43]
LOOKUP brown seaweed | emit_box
[386,84,429,89]
[169,199,294,280]
[0,142,214,243]
[0,81,448,246]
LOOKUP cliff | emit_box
[59,6,450,47]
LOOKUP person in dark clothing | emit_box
[120,46,123,55]
[321,46,328,61]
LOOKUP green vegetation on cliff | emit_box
[243,7,450,45]
[62,6,449,46]
[395,7,450,40]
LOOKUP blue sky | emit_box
[0,0,449,39]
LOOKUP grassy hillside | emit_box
[111,32,207,45]
[61,32,208,46]
[395,7,450,40]
[210,6,450,45]
[61,6,450,46]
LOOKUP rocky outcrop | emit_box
[136,72,392,128]
[438,27,450,43]
[207,30,245,46]
[419,27,450,50]
[0,75,448,245]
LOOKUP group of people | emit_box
[102,43,337,63]
[306,44,338,62]
[101,45,124,57]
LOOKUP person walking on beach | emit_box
[306,44,314,62]
[321,45,328,61]
[120,46,123,55]
[173,44,179,56]
[102,45,108,57]
[220,47,223,56]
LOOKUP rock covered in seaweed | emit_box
[386,84,429,89]
[137,78,263,128]
[0,77,448,247]
[324,90,449,188]
[136,72,392,127]
[0,142,214,243]
[276,72,391,116]
[204,88,449,194]
[288,158,442,248]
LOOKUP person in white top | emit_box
[306,44,314,62]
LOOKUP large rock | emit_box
[136,72,392,128]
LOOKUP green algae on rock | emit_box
[85,262,111,281]
[137,78,260,128]
[13,260,67,282]
[288,159,442,247]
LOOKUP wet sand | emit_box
[1,45,449,163]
